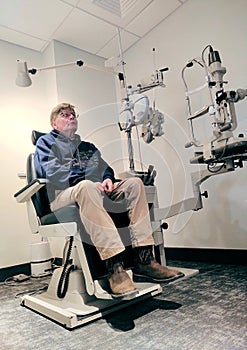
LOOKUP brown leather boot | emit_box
[132,246,184,283]
[106,255,138,299]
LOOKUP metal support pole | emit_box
[127,130,135,172]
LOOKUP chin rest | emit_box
[190,137,247,164]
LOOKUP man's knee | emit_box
[75,180,97,191]
[122,177,145,201]
[72,180,100,201]
[126,177,144,190]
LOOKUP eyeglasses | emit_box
[59,112,79,119]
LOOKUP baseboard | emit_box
[165,248,246,266]
[0,263,31,282]
[1,248,246,282]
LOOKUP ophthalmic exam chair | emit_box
[14,130,165,329]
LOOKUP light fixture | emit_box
[16,60,32,87]
[16,59,120,87]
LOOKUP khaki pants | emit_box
[50,177,154,260]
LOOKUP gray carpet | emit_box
[0,261,246,350]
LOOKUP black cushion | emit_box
[31,130,46,145]
[40,204,80,225]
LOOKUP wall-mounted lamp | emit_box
[16,60,33,87]
[16,59,119,87]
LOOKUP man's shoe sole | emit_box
[111,289,139,300]
[133,272,185,283]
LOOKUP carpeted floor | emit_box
[0,260,246,350]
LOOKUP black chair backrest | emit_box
[28,130,51,218]
[31,130,46,145]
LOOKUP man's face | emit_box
[52,108,78,135]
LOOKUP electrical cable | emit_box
[207,162,225,173]
[15,283,48,298]
[201,44,213,68]
[0,276,49,297]
[216,138,229,161]
[57,236,74,299]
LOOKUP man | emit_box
[34,102,183,299]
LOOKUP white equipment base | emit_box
[20,269,162,329]
[20,266,198,329]
[21,284,162,329]
[168,266,199,283]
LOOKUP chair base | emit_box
[168,266,199,282]
[20,269,162,329]
[20,285,162,330]
[20,266,198,329]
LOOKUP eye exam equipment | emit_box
[154,46,247,224]
[110,45,167,185]
[175,45,247,213]
[182,44,247,168]
[116,44,247,223]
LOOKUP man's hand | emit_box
[101,178,114,193]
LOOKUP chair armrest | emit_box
[14,178,48,203]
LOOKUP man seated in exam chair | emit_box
[34,102,183,299]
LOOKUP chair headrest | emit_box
[31,130,46,145]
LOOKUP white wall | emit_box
[122,0,247,249]
[0,40,51,269]
[0,39,117,269]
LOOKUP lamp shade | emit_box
[16,60,32,87]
